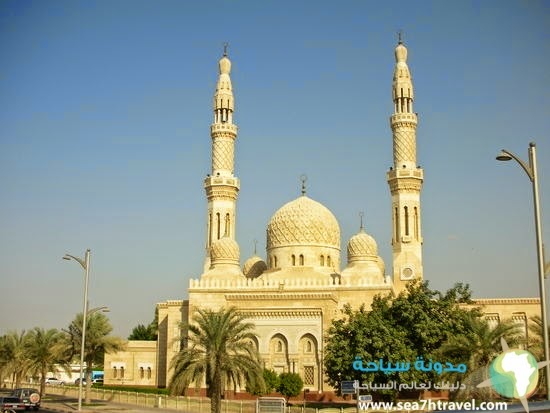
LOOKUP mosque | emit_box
[104,41,540,393]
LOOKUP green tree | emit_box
[324,281,481,393]
[169,307,264,413]
[128,308,158,340]
[0,330,31,387]
[248,369,279,396]
[25,328,71,398]
[65,312,126,403]
[277,372,303,400]
[128,324,157,341]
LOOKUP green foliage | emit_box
[248,369,279,395]
[324,281,481,392]
[65,312,126,404]
[128,309,158,340]
[100,385,170,394]
[0,330,32,387]
[0,328,71,393]
[263,369,280,394]
[169,307,264,413]
[25,328,72,397]
[128,323,157,341]
[277,372,303,399]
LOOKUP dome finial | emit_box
[253,238,258,255]
[300,174,308,195]
[359,211,364,231]
[397,30,403,45]
[223,42,229,57]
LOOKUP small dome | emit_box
[210,236,240,264]
[347,230,378,263]
[243,255,267,278]
[267,196,340,250]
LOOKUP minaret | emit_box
[386,37,424,292]
[203,46,240,270]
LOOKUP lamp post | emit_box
[63,249,90,412]
[496,142,549,399]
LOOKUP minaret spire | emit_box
[387,39,424,292]
[300,174,307,196]
[204,49,240,269]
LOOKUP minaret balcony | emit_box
[387,168,423,180]
[204,175,240,189]
[210,123,238,135]
[390,113,417,124]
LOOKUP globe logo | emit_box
[477,338,550,413]
[489,349,539,399]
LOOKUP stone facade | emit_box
[104,341,157,386]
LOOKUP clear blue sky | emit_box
[1,0,549,338]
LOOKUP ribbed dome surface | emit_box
[243,255,267,278]
[210,237,240,262]
[267,196,340,249]
[347,230,378,262]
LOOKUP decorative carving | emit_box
[226,292,338,303]
[392,128,417,164]
[267,196,340,249]
[212,138,235,172]
[210,237,240,262]
[347,231,378,261]
[237,309,323,319]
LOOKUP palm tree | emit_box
[169,307,264,413]
[25,328,71,398]
[527,315,544,360]
[65,312,126,404]
[438,314,523,400]
[0,330,31,387]
[440,315,523,371]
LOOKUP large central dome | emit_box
[267,196,340,249]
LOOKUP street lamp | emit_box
[63,249,90,412]
[496,142,549,399]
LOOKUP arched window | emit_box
[113,367,117,379]
[140,367,144,379]
[404,206,409,236]
[299,254,304,265]
[208,213,212,246]
[274,256,278,268]
[120,367,125,379]
[147,367,152,379]
[277,340,283,352]
[394,207,399,240]
[216,213,221,239]
[327,256,331,267]
[414,207,419,239]
[291,255,296,266]
[225,213,230,237]
[306,340,312,353]
[320,255,324,266]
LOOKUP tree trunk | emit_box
[39,367,46,398]
[210,371,222,413]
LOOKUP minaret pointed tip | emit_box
[223,42,229,57]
